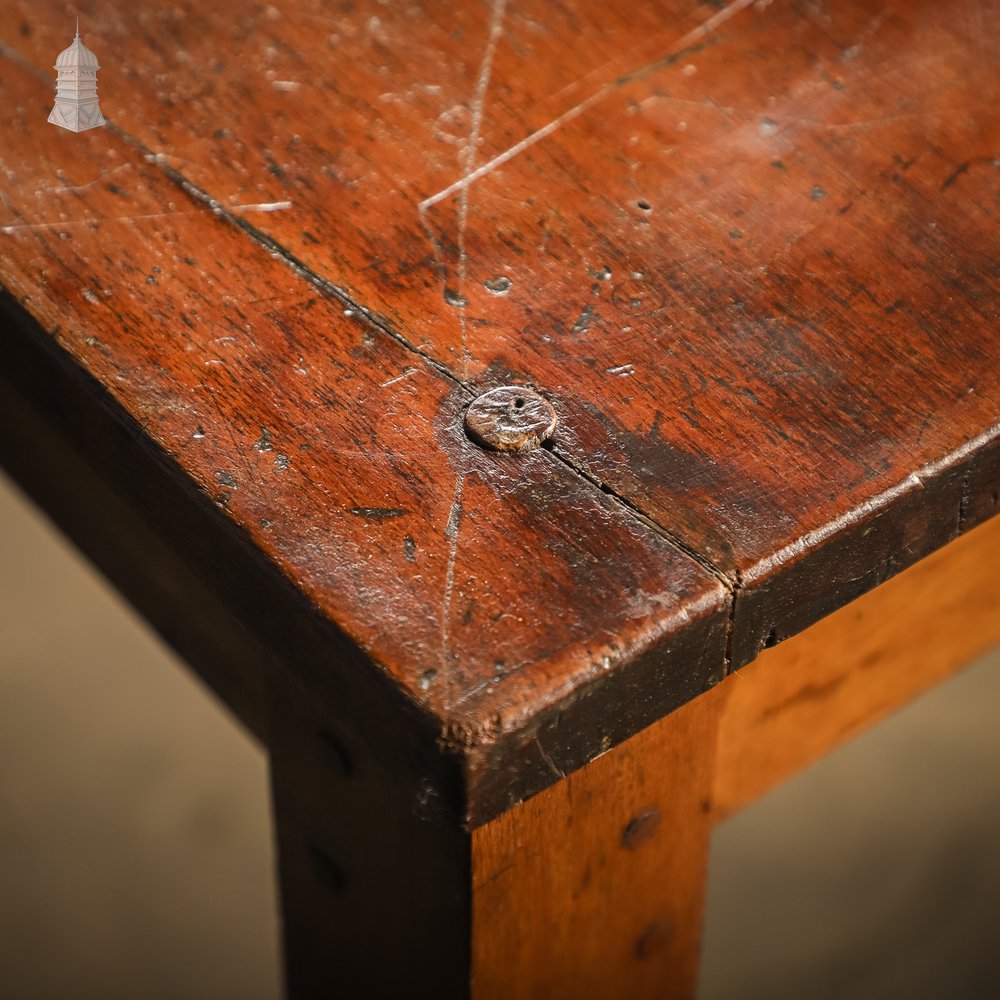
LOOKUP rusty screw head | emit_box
[464,385,557,452]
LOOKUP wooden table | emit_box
[1,0,997,995]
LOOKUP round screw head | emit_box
[465,385,557,452]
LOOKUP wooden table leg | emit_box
[269,666,722,1000]
[472,690,723,1000]
[268,680,472,999]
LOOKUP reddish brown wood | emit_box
[0,41,729,824]
[7,0,996,670]
[471,520,1000,999]
[1,7,999,994]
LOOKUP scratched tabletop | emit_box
[0,0,997,823]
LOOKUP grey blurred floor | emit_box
[1,467,998,1000]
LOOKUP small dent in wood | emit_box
[254,427,274,452]
[349,507,407,521]
[621,807,661,850]
[635,918,675,960]
[309,843,347,893]
[483,276,512,295]
[319,729,354,776]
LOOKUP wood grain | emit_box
[1,0,998,819]
[0,40,729,823]
[713,511,1000,819]
[470,515,1000,998]
[3,5,998,994]
[472,685,722,1000]
[5,0,996,669]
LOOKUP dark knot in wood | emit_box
[464,386,557,452]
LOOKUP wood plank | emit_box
[0,43,729,823]
[713,513,1000,819]
[472,684,722,1000]
[7,0,996,669]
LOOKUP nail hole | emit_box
[309,843,347,893]
[635,918,675,960]
[622,807,661,850]
[637,200,651,211]
[514,397,525,409]
[319,729,353,776]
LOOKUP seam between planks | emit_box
[0,36,767,684]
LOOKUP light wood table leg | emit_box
[472,689,723,1000]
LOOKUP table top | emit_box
[1,0,997,824]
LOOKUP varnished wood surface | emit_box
[713,511,1000,819]
[0,43,727,822]
[1,0,997,821]
[7,0,998,659]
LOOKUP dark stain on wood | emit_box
[0,0,997,829]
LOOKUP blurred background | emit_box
[1,466,999,1000]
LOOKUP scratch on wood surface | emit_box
[418,0,507,374]
[440,466,467,685]
[457,0,507,377]
[421,0,761,212]
[231,200,294,212]
[534,733,566,780]
[0,209,198,234]
[29,164,132,198]
[380,367,419,388]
